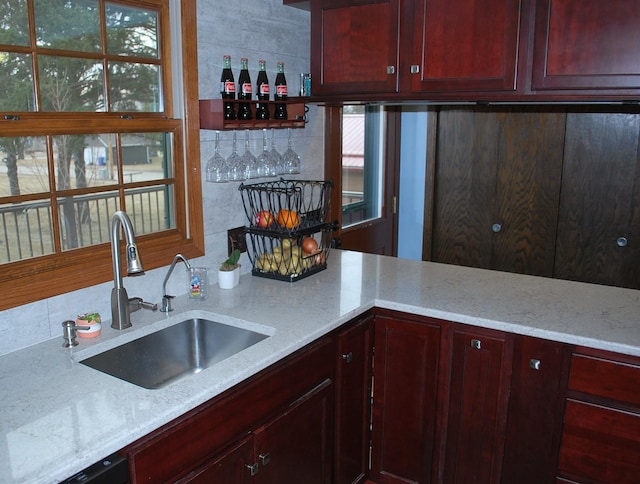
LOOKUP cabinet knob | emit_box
[259,452,271,466]
[342,352,353,363]
[246,463,259,476]
[492,223,502,233]
[617,236,628,247]
[387,65,395,75]
[471,339,482,350]
[410,64,420,74]
[529,359,542,370]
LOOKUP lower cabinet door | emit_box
[253,379,334,484]
[178,436,254,484]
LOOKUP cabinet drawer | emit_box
[569,352,640,405]
[559,399,640,483]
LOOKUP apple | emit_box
[254,210,275,228]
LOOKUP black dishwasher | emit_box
[59,452,128,484]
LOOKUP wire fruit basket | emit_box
[239,179,333,282]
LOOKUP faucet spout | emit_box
[160,254,192,312]
[111,211,144,330]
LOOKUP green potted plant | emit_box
[218,249,241,289]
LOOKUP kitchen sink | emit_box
[80,317,271,389]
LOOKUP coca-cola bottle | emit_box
[220,55,236,120]
[274,61,288,120]
[237,57,252,120]
[255,59,270,120]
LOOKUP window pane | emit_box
[34,0,101,53]
[121,132,172,180]
[0,53,35,112]
[58,191,120,250]
[125,185,174,235]
[0,136,49,196]
[53,134,119,190]
[109,61,163,112]
[0,201,54,263]
[0,0,30,46]
[39,54,105,112]
[106,3,159,59]
[341,105,384,228]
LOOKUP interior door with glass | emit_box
[325,105,399,255]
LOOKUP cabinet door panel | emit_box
[254,379,333,484]
[533,0,640,91]
[412,0,521,92]
[311,0,399,95]
[178,437,253,484]
[442,326,513,484]
[335,315,373,484]
[559,399,640,483]
[371,315,441,483]
[554,112,640,289]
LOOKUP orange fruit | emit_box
[276,209,300,229]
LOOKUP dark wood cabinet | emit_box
[532,0,640,95]
[335,313,373,484]
[310,0,400,96]
[501,335,571,484]
[410,0,522,93]
[558,348,640,483]
[431,107,565,277]
[439,324,514,483]
[554,111,640,290]
[370,311,442,483]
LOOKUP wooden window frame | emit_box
[0,0,204,311]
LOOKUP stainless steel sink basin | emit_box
[80,318,270,389]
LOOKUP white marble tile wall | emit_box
[0,0,321,357]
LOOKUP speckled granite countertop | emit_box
[1,250,639,483]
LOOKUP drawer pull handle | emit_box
[259,452,271,466]
[530,359,542,370]
[246,463,259,476]
[342,352,353,363]
[471,339,482,350]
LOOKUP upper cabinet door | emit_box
[311,0,400,95]
[532,0,640,92]
[410,0,522,93]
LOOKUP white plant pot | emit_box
[218,268,240,289]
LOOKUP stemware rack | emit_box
[239,179,334,282]
[200,99,307,130]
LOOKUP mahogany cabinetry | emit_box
[558,348,640,483]
[306,0,640,100]
[121,337,335,483]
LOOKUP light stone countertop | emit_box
[1,250,639,483]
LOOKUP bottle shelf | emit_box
[199,99,307,131]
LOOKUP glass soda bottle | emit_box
[256,59,270,120]
[237,57,253,120]
[274,61,288,120]
[220,55,236,120]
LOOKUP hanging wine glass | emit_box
[258,129,277,177]
[282,128,301,174]
[226,131,244,181]
[205,131,228,183]
[241,130,260,179]
[270,129,284,176]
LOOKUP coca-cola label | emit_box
[276,85,288,96]
[223,81,235,94]
[242,83,252,95]
[259,84,270,95]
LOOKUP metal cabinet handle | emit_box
[410,64,420,74]
[342,352,353,363]
[492,223,502,233]
[617,236,628,247]
[529,359,541,370]
[246,463,259,476]
[387,65,395,74]
[259,452,271,466]
[471,339,482,350]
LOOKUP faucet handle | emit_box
[128,297,158,313]
[160,295,174,313]
[61,320,90,348]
